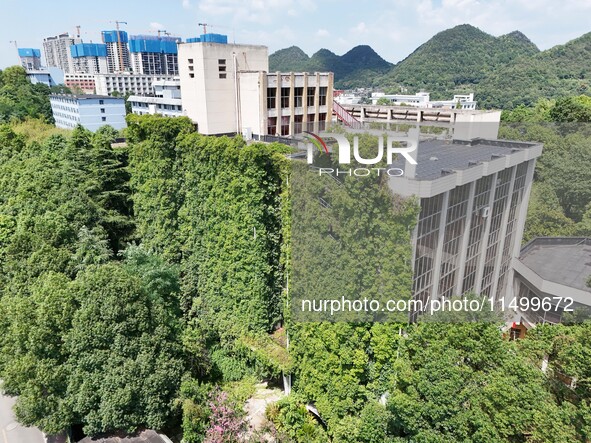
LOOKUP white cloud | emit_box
[316,29,330,37]
[352,22,367,33]
[182,0,192,9]
[150,22,165,30]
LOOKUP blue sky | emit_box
[2,0,590,69]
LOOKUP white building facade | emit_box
[95,73,178,96]
[128,79,183,117]
[371,92,477,109]
[50,94,126,131]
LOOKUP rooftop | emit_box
[518,238,591,292]
[390,137,541,180]
[50,94,121,100]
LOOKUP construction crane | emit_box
[110,20,128,72]
[198,22,208,34]
[9,41,18,64]
[75,25,81,38]
[157,30,171,37]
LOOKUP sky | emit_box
[1,0,590,69]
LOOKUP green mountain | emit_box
[378,24,540,101]
[268,45,392,89]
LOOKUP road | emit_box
[0,391,45,443]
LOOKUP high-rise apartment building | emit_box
[102,30,131,73]
[18,48,42,70]
[129,35,181,75]
[43,33,81,73]
[70,43,109,74]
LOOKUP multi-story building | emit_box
[129,35,181,75]
[70,43,109,74]
[50,94,126,131]
[64,73,96,94]
[178,35,333,136]
[94,73,178,96]
[18,48,42,70]
[387,135,543,317]
[102,30,131,73]
[27,70,56,87]
[43,33,81,73]
[239,71,333,138]
[128,79,183,117]
[512,237,591,324]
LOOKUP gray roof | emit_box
[518,238,591,291]
[77,430,169,443]
[390,137,540,180]
[50,94,120,100]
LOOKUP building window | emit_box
[319,87,327,106]
[267,88,276,109]
[188,58,193,63]
[294,87,303,108]
[100,108,105,113]
[318,112,327,131]
[219,66,226,72]
[307,87,315,106]
[102,117,106,121]
[281,115,289,136]
[99,99,104,105]
[219,73,226,79]
[280,87,290,108]
[218,59,226,65]
[189,65,194,71]
[306,113,315,131]
[267,117,277,135]
[189,73,194,78]
[294,114,303,134]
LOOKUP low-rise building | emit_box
[64,73,96,93]
[128,79,183,117]
[95,73,178,96]
[50,94,126,131]
[371,92,477,109]
[27,70,56,87]
[512,237,591,324]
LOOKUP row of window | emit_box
[266,113,327,136]
[267,87,328,109]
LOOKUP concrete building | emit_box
[128,79,183,117]
[178,36,333,136]
[26,70,56,87]
[95,73,178,96]
[102,30,131,73]
[512,238,591,324]
[371,92,477,109]
[129,35,181,75]
[50,94,126,131]
[387,135,543,315]
[239,71,333,138]
[64,73,96,94]
[18,48,41,70]
[43,33,81,73]
[178,39,268,135]
[70,43,108,74]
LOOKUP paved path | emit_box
[0,391,45,443]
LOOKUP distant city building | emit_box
[102,30,131,73]
[18,48,41,70]
[27,70,56,87]
[43,33,81,73]
[129,35,181,75]
[333,92,362,105]
[64,73,96,94]
[128,79,183,117]
[387,134,542,317]
[512,237,591,324]
[94,73,178,96]
[178,35,333,136]
[50,94,126,131]
[371,92,477,109]
[70,43,109,74]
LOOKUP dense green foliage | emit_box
[269,45,392,89]
[0,66,55,122]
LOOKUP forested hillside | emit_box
[270,24,591,109]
